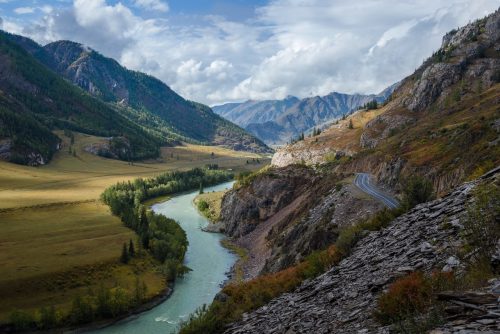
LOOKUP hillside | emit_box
[20,36,269,153]
[272,9,500,194]
[0,31,162,165]
[213,84,397,145]
[180,9,500,334]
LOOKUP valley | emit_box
[0,131,268,325]
[0,2,498,334]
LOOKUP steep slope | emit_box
[272,9,500,194]
[225,168,499,334]
[213,85,397,145]
[0,31,162,165]
[37,39,269,153]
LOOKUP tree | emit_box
[199,182,204,194]
[129,239,135,258]
[402,176,435,209]
[120,243,129,264]
[348,119,354,129]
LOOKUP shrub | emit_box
[70,295,94,324]
[9,310,35,331]
[374,271,454,325]
[37,306,59,329]
[462,183,500,268]
[197,200,209,211]
[401,175,435,209]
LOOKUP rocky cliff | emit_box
[219,166,383,279]
[225,168,500,334]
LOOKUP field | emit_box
[0,131,269,323]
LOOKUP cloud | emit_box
[4,0,499,105]
[133,0,169,13]
[14,7,35,15]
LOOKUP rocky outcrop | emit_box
[264,182,383,273]
[220,166,318,238]
[224,169,499,334]
[405,9,500,112]
[432,281,500,333]
[220,166,385,278]
[271,145,339,167]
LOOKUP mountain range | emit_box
[0,31,270,165]
[213,84,397,145]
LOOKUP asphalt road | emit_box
[354,173,399,209]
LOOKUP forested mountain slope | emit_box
[0,31,161,165]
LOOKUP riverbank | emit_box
[92,181,237,334]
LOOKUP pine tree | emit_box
[120,243,129,264]
[129,239,135,258]
[349,119,354,129]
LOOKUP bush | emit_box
[37,306,59,329]
[401,176,435,209]
[197,200,209,211]
[9,310,35,331]
[70,296,95,324]
[374,271,455,325]
[462,183,500,268]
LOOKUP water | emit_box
[93,181,237,334]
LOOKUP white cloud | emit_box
[4,0,499,105]
[133,0,169,13]
[14,7,35,15]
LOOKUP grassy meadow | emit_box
[0,131,269,323]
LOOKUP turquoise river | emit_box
[93,181,237,334]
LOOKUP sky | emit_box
[0,0,498,106]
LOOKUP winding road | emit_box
[354,173,399,209]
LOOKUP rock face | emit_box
[404,10,500,112]
[220,166,318,238]
[224,169,499,334]
[220,167,383,278]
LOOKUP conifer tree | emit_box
[120,243,129,264]
[129,239,135,257]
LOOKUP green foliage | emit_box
[401,175,435,210]
[0,31,162,164]
[9,310,35,331]
[129,239,135,257]
[70,295,94,324]
[102,168,232,264]
[197,200,209,211]
[120,243,130,264]
[362,99,378,110]
[37,306,59,329]
[462,183,500,266]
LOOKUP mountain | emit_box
[213,84,398,145]
[0,32,270,165]
[180,8,500,334]
[0,31,162,165]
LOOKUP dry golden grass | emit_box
[285,107,385,154]
[0,131,269,323]
[194,190,227,223]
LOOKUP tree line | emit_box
[101,168,233,272]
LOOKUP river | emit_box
[93,181,237,334]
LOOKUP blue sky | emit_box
[0,1,498,105]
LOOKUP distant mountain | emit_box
[0,31,162,165]
[213,84,398,145]
[0,32,270,165]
